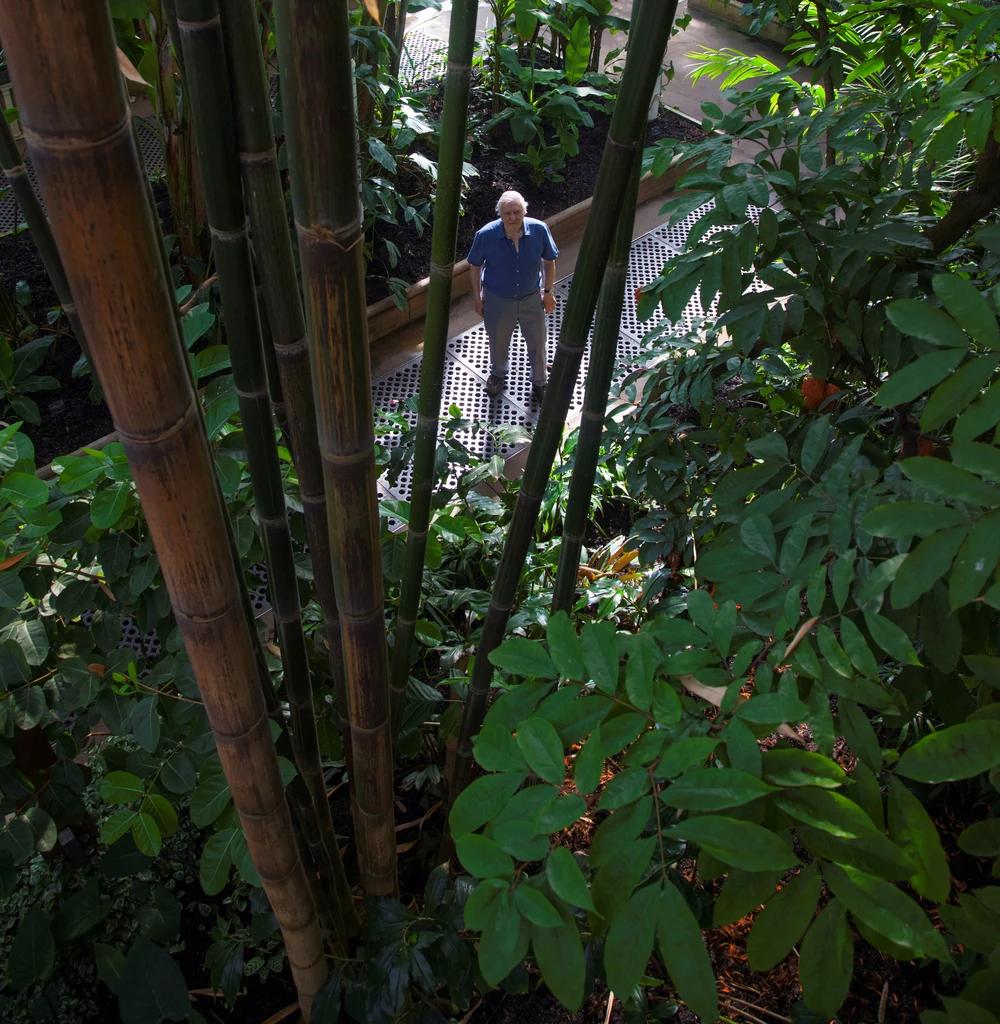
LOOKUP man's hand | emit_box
[542,292,556,314]
[474,293,484,316]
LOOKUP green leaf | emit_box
[464,878,506,930]
[160,751,197,794]
[118,937,191,1024]
[873,349,963,407]
[801,414,831,475]
[130,812,162,857]
[714,868,781,926]
[573,725,603,796]
[661,767,775,810]
[456,833,515,877]
[741,514,777,561]
[605,886,657,998]
[190,771,233,827]
[580,619,618,693]
[531,911,585,1011]
[200,828,239,895]
[193,345,231,379]
[137,884,181,942]
[546,847,595,911]
[130,696,161,753]
[101,808,138,845]
[473,723,528,773]
[863,611,921,665]
[546,611,586,679]
[863,501,968,538]
[896,721,1000,783]
[736,691,808,724]
[774,787,878,839]
[489,638,557,679]
[799,900,853,1018]
[91,480,130,528]
[900,457,1000,507]
[822,863,951,962]
[838,699,883,773]
[950,512,1000,609]
[958,819,1000,857]
[479,893,529,984]
[746,864,821,970]
[11,684,46,728]
[0,570,26,609]
[142,795,178,840]
[100,770,145,805]
[669,815,799,871]
[888,778,950,902]
[9,904,55,990]
[624,632,657,710]
[656,879,719,1022]
[94,943,128,995]
[816,624,852,678]
[598,766,650,811]
[52,878,112,944]
[20,806,57,853]
[513,884,562,927]
[515,716,566,785]
[563,12,592,84]
[838,617,881,680]
[1,470,49,508]
[922,356,1000,432]
[886,298,970,348]
[932,274,1000,350]
[660,736,719,777]
[892,526,968,608]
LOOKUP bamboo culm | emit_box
[278,0,398,899]
[447,0,681,801]
[0,0,327,1013]
[390,0,478,735]
[0,114,90,360]
[551,7,648,613]
[174,0,357,936]
[217,0,356,804]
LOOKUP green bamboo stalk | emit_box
[174,0,358,934]
[277,0,399,899]
[0,114,90,358]
[389,0,478,735]
[552,5,647,614]
[0,1,328,1013]
[217,0,356,804]
[447,0,680,801]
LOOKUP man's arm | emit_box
[541,259,556,313]
[469,262,483,316]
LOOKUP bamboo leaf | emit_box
[799,900,853,1018]
[546,847,596,911]
[746,864,821,970]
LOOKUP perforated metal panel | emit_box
[399,29,447,84]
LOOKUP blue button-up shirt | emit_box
[467,217,559,299]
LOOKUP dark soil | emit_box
[368,100,704,304]
[0,183,174,466]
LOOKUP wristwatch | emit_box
[543,289,552,294]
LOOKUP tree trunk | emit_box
[0,2,328,1014]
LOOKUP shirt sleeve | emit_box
[540,222,559,261]
[467,228,486,267]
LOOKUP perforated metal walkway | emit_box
[371,200,732,514]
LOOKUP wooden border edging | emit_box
[686,0,792,46]
[364,159,691,343]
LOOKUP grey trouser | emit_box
[482,287,547,385]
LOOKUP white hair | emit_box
[496,190,528,215]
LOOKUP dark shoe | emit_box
[486,374,504,397]
[531,380,547,400]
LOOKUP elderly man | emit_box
[467,191,559,399]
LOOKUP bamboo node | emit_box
[235,385,270,402]
[175,13,222,29]
[274,334,310,357]
[296,220,362,251]
[116,396,200,446]
[240,149,278,167]
[210,223,249,244]
[555,340,586,357]
[22,111,130,153]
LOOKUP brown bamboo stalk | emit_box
[277,0,398,899]
[0,3,327,1014]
